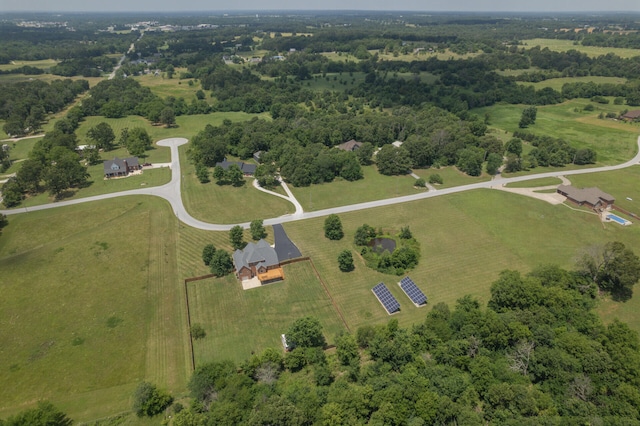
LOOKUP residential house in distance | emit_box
[557,185,615,210]
[215,159,257,176]
[621,110,640,121]
[337,139,363,151]
[104,157,141,178]
[233,239,284,284]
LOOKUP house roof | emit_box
[104,157,140,174]
[558,184,615,206]
[622,110,640,119]
[233,239,279,273]
[337,140,363,151]
[104,157,126,174]
[215,159,256,174]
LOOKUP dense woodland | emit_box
[2,12,640,424]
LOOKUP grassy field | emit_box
[412,166,492,189]
[505,177,563,188]
[179,144,294,223]
[188,261,347,364]
[0,197,189,422]
[0,73,103,87]
[520,76,627,91]
[183,173,640,365]
[475,99,639,166]
[0,59,59,71]
[521,38,640,59]
[289,165,419,211]
[132,72,205,102]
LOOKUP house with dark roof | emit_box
[104,157,141,178]
[233,239,284,284]
[215,159,257,176]
[337,139,363,151]
[621,110,640,121]
[557,185,615,210]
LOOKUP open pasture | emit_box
[0,59,58,71]
[0,197,188,422]
[520,76,627,91]
[521,38,640,59]
[475,99,639,165]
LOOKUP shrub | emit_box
[429,174,443,185]
[324,214,344,240]
[191,323,206,340]
[132,382,173,417]
[338,250,354,272]
[414,177,426,187]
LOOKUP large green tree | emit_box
[210,250,234,277]
[519,106,537,128]
[375,145,412,176]
[4,401,72,426]
[287,317,326,348]
[123,127,152,157]
[229,225,246,250]
[87,122,116,151]
[250,219,267,241]
[578,241,640,300]
[324,214,344,240]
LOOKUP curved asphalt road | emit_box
[2,136,639,231]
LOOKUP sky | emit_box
[1,0,639,13]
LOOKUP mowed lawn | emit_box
[290,165,419,211]
[0,197,190,422]
[188,261,346,364]
[184,182,640,363]
[522,38,640,59]
[475,99,639,165]
[179,144,294,223]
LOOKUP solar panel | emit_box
[372,283,400,314]
[399,276,427,306]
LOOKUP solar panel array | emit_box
[399,276,427,306]
[372,283,400,314]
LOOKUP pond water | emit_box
[368,237,397,254]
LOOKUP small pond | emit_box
[368,237,397,254]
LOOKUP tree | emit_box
[191,323,206,340]
[250,219,267,241]
[160,107,176,128]
[124,127,152,157]
[354,224,376,246]
[210,250,234,277]
[486,153,503,176]
[338,250,354,272]
[429,174,443,185]
[324,214,344,240]
[578,242,640,300]
[87,122,115,151]
[287,317,326,348]
[225,164,244,187]
[202,244,216,266]
[375,145,412,176]
[212,165,225,182]
[4,401,72,426]
[2,178,23,207]
[504,153,522,173]
[356,142,375,165]
[399,226,412,239]
[519,106,537,128]
[456,147,484,177]
[335,332,360,366]
[505,138,523,157]
[132,381,173,417]
[229,225,245,250]
[414,177,426,187]
[196,163,210,183]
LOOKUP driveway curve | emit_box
[2,136,639,231]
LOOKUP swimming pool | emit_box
[607,214,630,225]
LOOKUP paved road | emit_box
[2,136,639,230]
